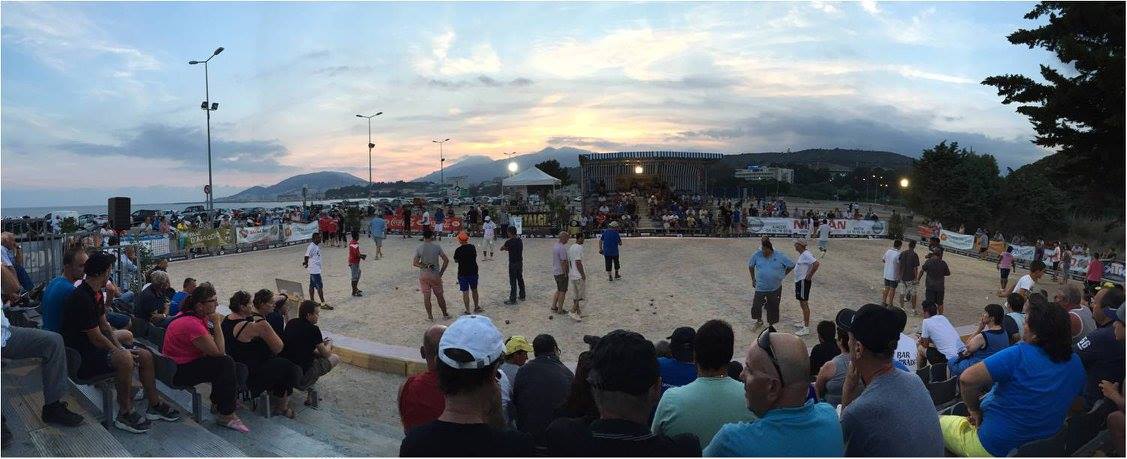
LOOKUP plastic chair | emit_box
[926,375,958,409]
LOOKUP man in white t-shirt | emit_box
[302,233,330,309]
[917,299,964,365]
[566,234,586,322]
[999,260,1045,301]
[792,239,821,336]
[481,217,497,260]
[880,240,903,307]
[891,306,920,370]
[816,219,831,255]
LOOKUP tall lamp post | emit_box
[433,138,450,194]
[356,112,383,204]
[188,46,224,215]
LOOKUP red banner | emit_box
[387,216,463,232]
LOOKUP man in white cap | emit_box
[399,315,535,456]
[481,216,497,260]
[792,238,820,336]
[599,220,623,282]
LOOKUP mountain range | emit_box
[218,171,367,201]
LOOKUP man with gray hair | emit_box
[1058,283,1096,344]
[134,270,172,326]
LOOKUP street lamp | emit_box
[188,46,224,215]
[433,138,450,193]
[508,162,519,173]
[899,178,910,188]
[634,165,644,174]
[356,112,383,203]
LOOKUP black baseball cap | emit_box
[668,327,695,350]
[837,304,900,354]
[587,330,659,396]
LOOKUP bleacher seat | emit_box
[916,365,930,385]
[926,375,958,409]
[940,401,968,417]
[63,347,116,428]
[1065,400,1113,456]
[1009,428,1067,457]
[150,350,205,422]
[929,362,948,382]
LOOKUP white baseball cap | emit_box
[437,315,505,369]
[485,216,491,221]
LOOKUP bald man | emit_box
[398,325,447,432]
[704,331,843,456]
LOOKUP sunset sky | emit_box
[1,1,1057,206]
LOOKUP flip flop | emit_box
[217,416,250,433]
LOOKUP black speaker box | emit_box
[108,197,131,230]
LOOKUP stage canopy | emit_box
[503,166,562,187]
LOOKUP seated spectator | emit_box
[399,315,534,456]
[950,304,1009,376]
[653,320,756,446]
[264,292,288,337]
[1001,292,1026,344]
[134,270,173,326]
[705,329,842,456]
[1056,284,1097,345]
[513,334,574,449]
[62,251,180,433]
[501,335,532,389]
[813,319,851,406]
[940,299,1085,457]
[163,282,246,432]
[1,313,84,434]
[918,299,965,365]
[41,244,88,333]
[222,290,301,418]
[655,339,672,359]
[552,350,599,425]
[143,258,169,285]
[281,300,341,406]
[1098,309,1125,456]
[546,330,701,456]
[839,304,943,456]
[725,361,743,382]
[808,320,839,377]
[1074,287,1126,408]
[169,277,196,317]
[891,306,919,370]
[659,327,698,391]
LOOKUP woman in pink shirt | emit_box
[163,282,248,432]
[997,246,1015,290]
[1086,251,1105,299]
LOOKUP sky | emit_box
[1,1,1059,207]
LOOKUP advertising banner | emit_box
[386,216,464,233]
[122,234,171,257]
[744,217,793,235]
[745,218,887,237]
[840,219,888,237]
[183,228,232,250]
[283,222,319,243]
[938,230,975,251]
[237,225,282,245]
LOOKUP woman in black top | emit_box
[222,290,301,418]
[808,320,840,377]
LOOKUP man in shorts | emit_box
[303,233,331,309]
[551,231,571,315]
[748,237,794,330]
[369,213,387,259]
[413,229,450,321]
[452,232,482,314]
[917,247,951,315]
[898,240,921,314]
[816,219,831,256]
[481,216,496,260]
[880,240,902,307]
[792,239,820,336]
[348,230,366,297]
[567,233,587,322]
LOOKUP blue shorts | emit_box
[309,273,323,289]
[457,275,479,292]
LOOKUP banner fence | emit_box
[918,227,1124,283]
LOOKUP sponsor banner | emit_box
[386,216,465,232]
[284,222,319,242]
[237,225,282,245]
[1108,262,1125,283]
[745,218,887,237]
[988,240,1007,255]
[183,228,232,249]
[938,230,975,251]
[122,234,171,257]
[841,219,888,237]
[744,217,793,235]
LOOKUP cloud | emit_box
[57,123,290,172]
[1,3,160,74]
[527,27,708,81]
[860,0,880,15]
[546,136,632,151]
[810,1,839,14]
[311,65,375,77]
[412,29,502,77]
[421,76,536,90]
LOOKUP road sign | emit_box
[204,184,211,195]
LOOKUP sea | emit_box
[0,198,367,219]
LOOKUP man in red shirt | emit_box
[318,213,334,245]
[399,324,446,432]
[348,230,366,297]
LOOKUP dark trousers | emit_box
[248,357,302,398]
[603,255,620,273]
[173,355,238,415]
[508,262,526,301]
[925,347,949,366]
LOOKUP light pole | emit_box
[189,46,224,215]
[433,138,450,194]
[356,112,383,204]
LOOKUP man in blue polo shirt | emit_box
[748,237,794,330]
[599,221,623,282]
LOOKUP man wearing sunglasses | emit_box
[704,328,842,456]
[838,304,943,456]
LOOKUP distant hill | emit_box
[218,171,367,201]
[411,147,592,184]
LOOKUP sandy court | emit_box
[168,235,1069,356]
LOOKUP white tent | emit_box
[502,166,562,187]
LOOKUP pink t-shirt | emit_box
[163,315,209,365]
[1087,259,1104,282]
[999,252,1013,269]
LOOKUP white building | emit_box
[735,165,794,183]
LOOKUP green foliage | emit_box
[993,167,1070,240]
[60,217,79,234]
[130,243,155,295]
[983,1,1125,218]
[535,159,571,186]
[544,194,571,231]
[906,141,1002,230]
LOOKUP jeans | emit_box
[173,355,238,415]
[508,262,526,301]
[3,327,69,405]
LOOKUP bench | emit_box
[63,347,116,428]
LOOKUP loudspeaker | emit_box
[108,197,131,230]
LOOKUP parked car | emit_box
[182,205,206,213]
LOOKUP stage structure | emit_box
[579,151,724,196]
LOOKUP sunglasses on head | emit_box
[757,327,785,387]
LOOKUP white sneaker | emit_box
[795,326,810,336]
[568,311,583,322]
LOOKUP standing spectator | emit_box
[1033,240,1045,265]
[500,226,526,305]
[41,244,88,333]
[1086,251,1105,298]
[546,330,701,456]
[513,334,574,450]
[222,291,301,418]
[567,233,587,321]
[917,247,951,314]
[317,213,333,246]
[659,327,698,390]
[791,239,820,336]
[599,221,623,282]
[1059,243,1073,285]
[816,219,831,256]
[170,278,197,316]
[397,324,446,433]
[348,230,366,297]
[880,240,902,307]
[1047,242,1061,281]
[808,320,840,378]
[1074,288,1126,408]
[748,237,794,330]
[399,315,535,456]
[898,240,921,314]
[949,304,1010,376]
[997,246,1015,290]
[652,320,755,446]
[550,232,571,315]
[452,232,482,314]
[413,229,450,321]
[434,207,445,239]
[302,233,329,309]
[281,300,340,406]
[401,205,413,239]
[481,216,496,260]
[705,330,842,456]
[162,283,245,432]
[838,304,944,456]
[368,213,386,259]
[940,300,1085,457]
[918,299,965,365]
